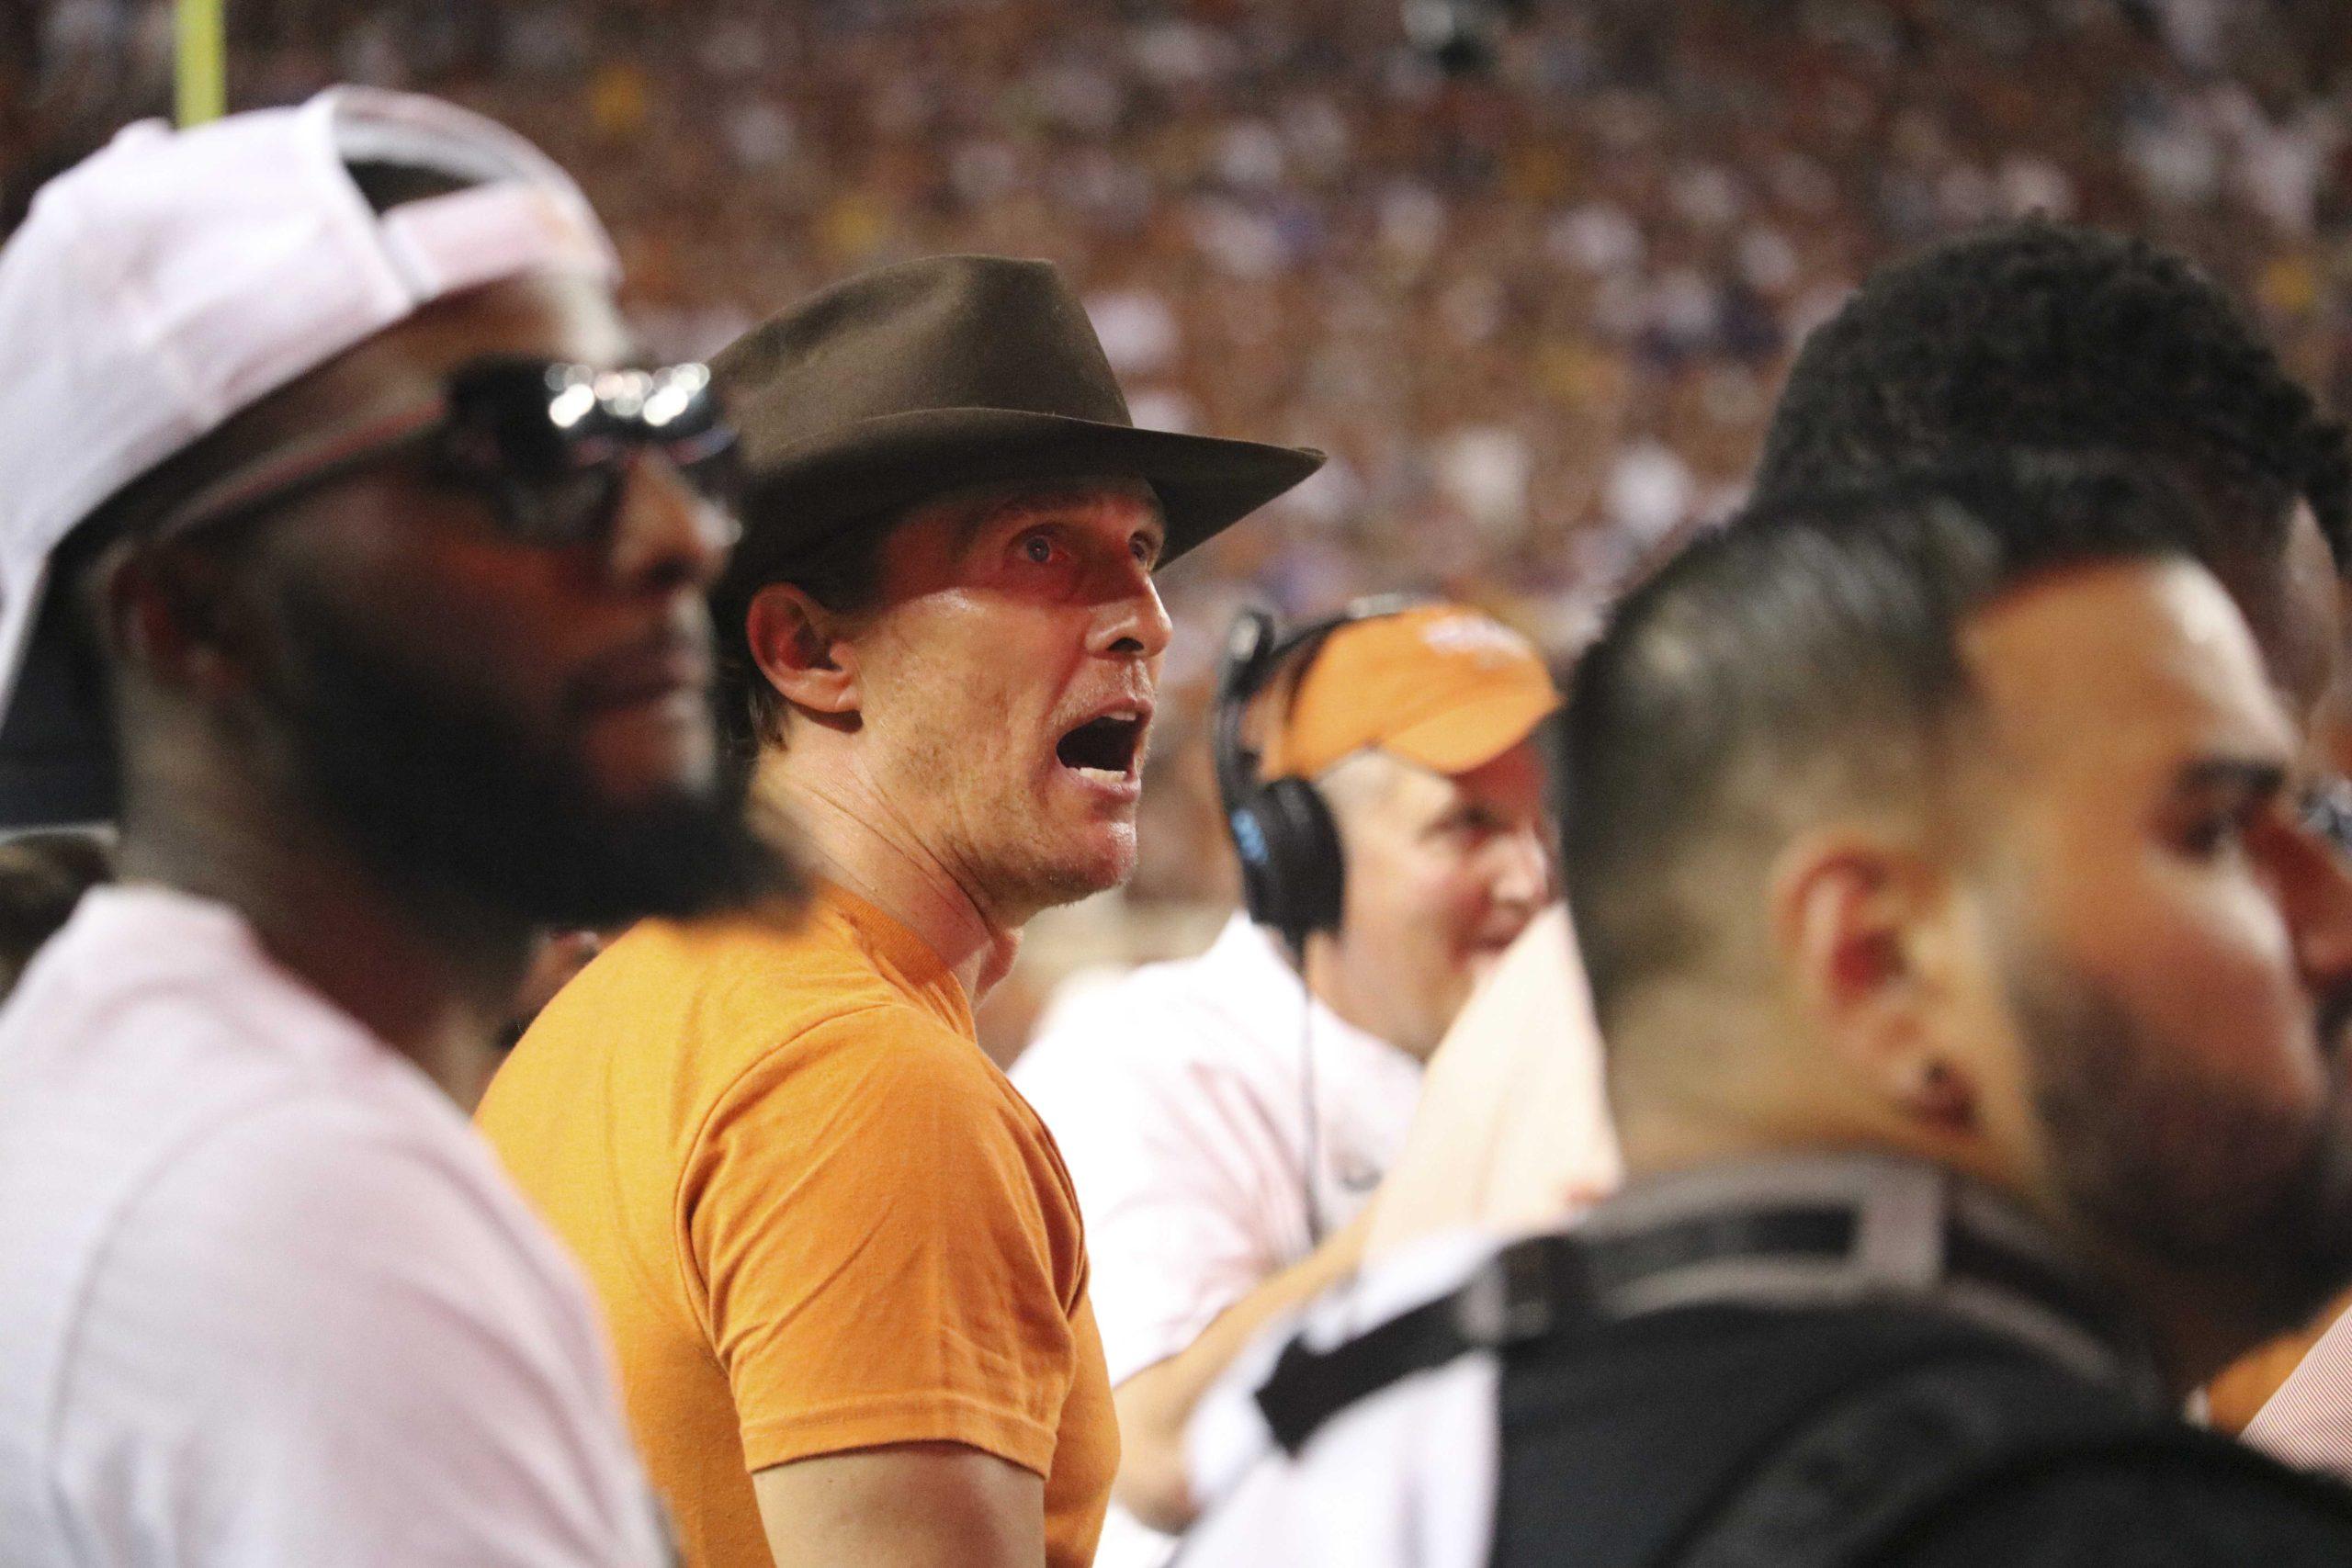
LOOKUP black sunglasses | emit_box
[153,357,741,551]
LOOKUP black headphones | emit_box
[1211,595,1427,953]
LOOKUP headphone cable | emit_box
[1290,931,1325,1248]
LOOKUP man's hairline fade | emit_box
[1559,457,2205,1044]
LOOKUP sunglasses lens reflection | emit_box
[443,361,736,547]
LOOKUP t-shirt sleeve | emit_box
[686,1007,1081,1477]
[54,1100,672,1567]
[1017,1001,1286,1387]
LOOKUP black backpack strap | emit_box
[1253,1293,1468,1457]
[1260,1213,1883,1458]
[1668,1348,2154,1568]
[1257,1235,1573,1454]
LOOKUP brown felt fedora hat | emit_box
[709,254,1324,582]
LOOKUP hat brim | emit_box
[725,406,1324,583]
[1378,685,1563,778]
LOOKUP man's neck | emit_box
[1299,933,1441,1061]
[755,757,1022,1001]
[116,768,531,1106]
[1611,1084,2233,1401]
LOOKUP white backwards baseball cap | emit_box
[0,85,621,826]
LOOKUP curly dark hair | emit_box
[1757,220,2352,579]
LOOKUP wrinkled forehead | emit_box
[876,474,1166,586]
[926,473,1162,538]
[1960,556,2293,797]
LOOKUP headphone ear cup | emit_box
[1251,776,1346,941]
[1228,793,1284,933]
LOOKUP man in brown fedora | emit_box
[479,254,1322,1568]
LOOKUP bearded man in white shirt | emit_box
[1013,599,1560,1564]
[0,90,788,1564]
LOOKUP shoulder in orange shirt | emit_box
[478,885,1117,1568]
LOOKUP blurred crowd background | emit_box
[11,0,2352,1051]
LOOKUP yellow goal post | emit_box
[176,0,226,126]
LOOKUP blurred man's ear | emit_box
[745,582,863,721]
[96,543,253,704]
[1769,827,1980,1134]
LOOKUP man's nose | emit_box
[607,453,737,594]
[1489,822,1555,909]
[1093,561,1174,661]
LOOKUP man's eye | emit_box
[1429,811,1487,844]
[2182,809,2255,858]
[1020,533,1059,565]
[2183,818,2233,856]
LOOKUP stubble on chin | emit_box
[893,750,1133,924]
[2017,956,2352,1347]
[971,789,1138,922]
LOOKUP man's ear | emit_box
[744,582,862,719]
[1769,828,1978,1134]
[96,545,250,702]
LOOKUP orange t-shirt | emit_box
[477,885,1117,1568]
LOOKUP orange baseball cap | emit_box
[1262,604,1561,781]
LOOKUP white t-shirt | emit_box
[1177,1233,1509,1568]
[0,885,672,1567]
[1012,913,1426,1568]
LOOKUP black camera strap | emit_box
[1253,1155,2160,1457]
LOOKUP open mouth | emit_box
[1056,711,1148,783]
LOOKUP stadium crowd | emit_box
[15,5,2352,1567]
[17,0,2352,984]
